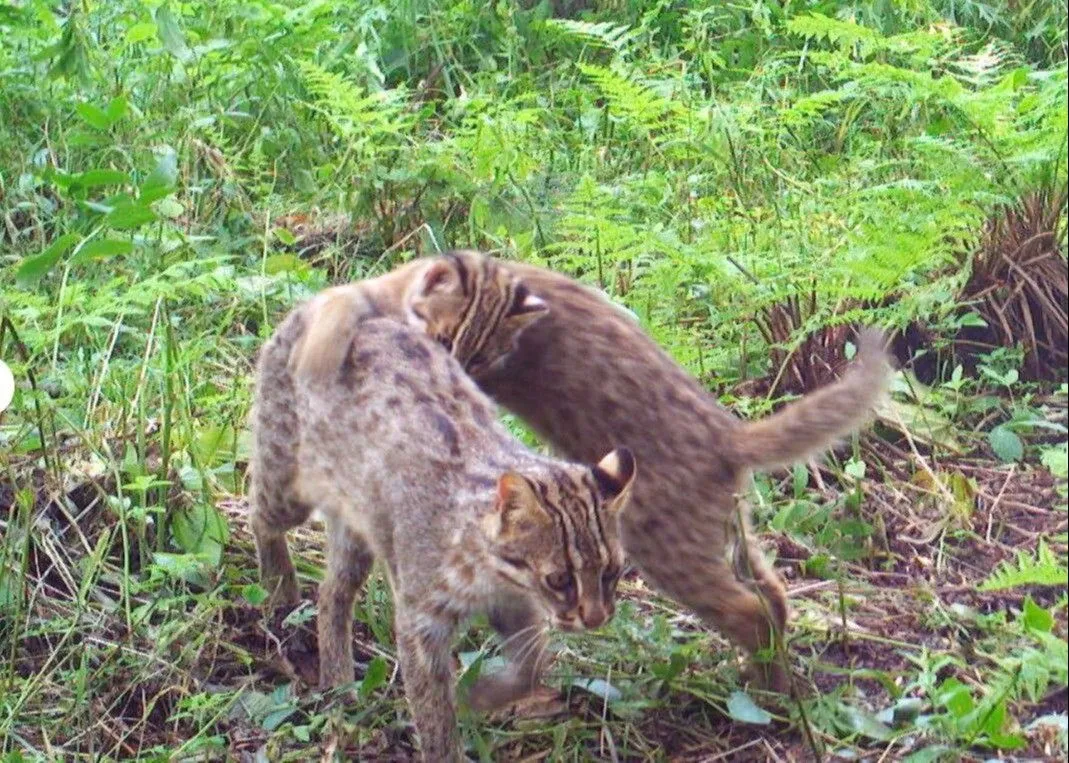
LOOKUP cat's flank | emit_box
[252,317,636,762]
[248,249,546,608]
[478,259,894,692]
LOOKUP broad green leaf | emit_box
[105,96,128,123]
[843,705,893,741]
[726,690,772,725]
[935,678,974,718]
[192,424,237,467]
[15,233,80,287]
[140,150,178,203]
[125,22,157,45]
[988,425,1024,463]
[1022,596,1054,633]
[273,227,298,245]
[264,253,302,275]
[104,202,157,230]
[155,197,185,218]
[74,238,134,261]
[150,551,212,587]
[155,5,192,62]
[73,169,128,188]
[876,397,963,454]
[1040,443,1067,479]
[359,656,389,697]
[75,102,111,130]
[261,706,297,731]
[171,502,228,567]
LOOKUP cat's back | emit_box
[482,262,739,466]
[299,317,504,471]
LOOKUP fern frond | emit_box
[979,540,1069,591]
[577,63,685,140]
[295,59,413,144]
[787,13,883,56]
[545,19,635,52]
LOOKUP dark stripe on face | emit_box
[446,251,470,297]
[583,474,611,567]
[533,477,579,588]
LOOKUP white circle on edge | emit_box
[0,359,13,414]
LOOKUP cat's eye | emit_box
[544,571,573,592]
[501,557,529,570]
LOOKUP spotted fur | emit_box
[249,318,635,762]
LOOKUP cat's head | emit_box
[481,448,637,632]
[403,249,547,378]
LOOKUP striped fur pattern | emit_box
[251,318,635,762]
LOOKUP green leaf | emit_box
[104,202,157,230]
[155,5,192,62]
[140,150,178,203]
[261,706,297,731]
[125,22,157,46]
[242,583,268,606]
[1040,443,1067,479]
[105,96,128,123]
[74,238,134,261]
[273,227,298,246]
[935,678,974,718]
[902,746,956,763]
[171,502,228,567]
[75,102,111,130]
[154,197,185,219]
[1022,596,1054,633]
[726,690,772,725]
[73,169,128,188]
[15,233,80,287]
[988,425,1024,463]
[264,254,303,275]
[359,656,389,697]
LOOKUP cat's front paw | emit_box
[467,675,565,718]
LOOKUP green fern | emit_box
[787,12,882,57]
[295,59,412,150]
[577,63,686,142]
[545,19,635,52]
[979,540,1069,592]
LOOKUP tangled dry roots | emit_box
[959,187,1068,381]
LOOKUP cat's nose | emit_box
[579,603,608,629]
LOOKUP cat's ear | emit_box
[407,259,462,325]
[507,283,548,318]
[483,472,551,540]
[415,259,462,298]
[591,447,637,516]
[501,283,548,336]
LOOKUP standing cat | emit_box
[476,259,893,692]
[254,317,636,762]
[249,250,546,608]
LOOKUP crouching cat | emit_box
[478,258,895,693]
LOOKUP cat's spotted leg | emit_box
[395,612,464,763]
[317,515,375,690]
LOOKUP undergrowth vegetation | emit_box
[1,1,1066,760]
